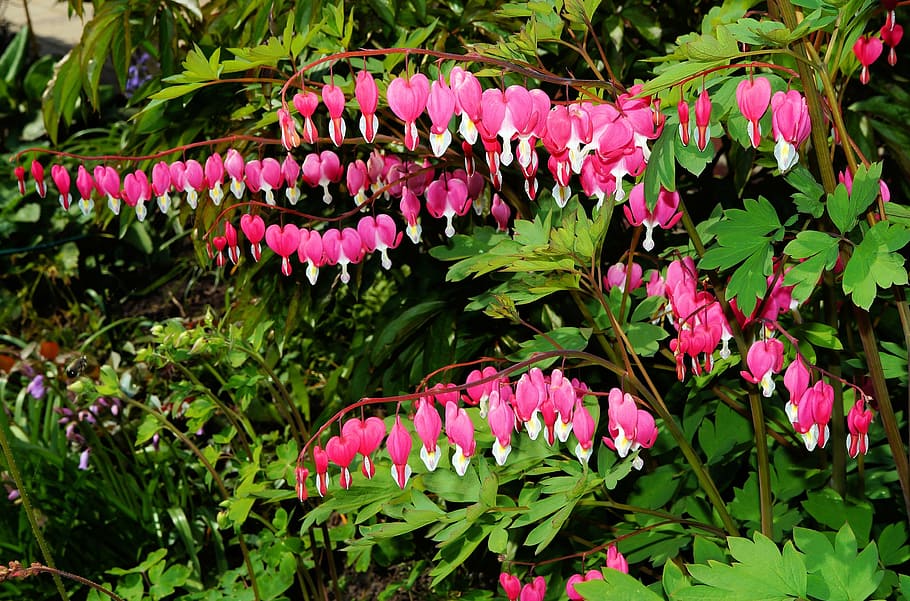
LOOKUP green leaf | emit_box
[574,569,665,600]
[625,322,669,357]
[792,323,843,350]
[681,532,807,600]
[842,221,910,309]
[506,327,591,369]
[0,26,28,84]
[794,524,883,601]
[644,128,676,210]
[785,166,825,217]
[878,523,910,567]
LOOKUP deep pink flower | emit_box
[151,162,172,213]
[572,402,595,465]
[500,573,521,601]
[326,431,360,490]
[293,91,320,144]
[520,576,546,601]
[427,75,456,157]
[302,150,343,204]
[603,388,657,469]
[444,402,476,476]
[224,148,246,198]
[278,107,300,151]
[224,221,239,265]
[623,183,682,251]
[606,544,629,573]
[387,415,413,489]
[265,223,300,276]
[240,214,265,262]
[604,262,644,293]
[387,72,430,151]
[96,165,121,214]
[260,158,284,206]
[488,390,515,466]
[295,465,309,501]
[400,187,422,244]
[677,99,690,146]
[740,338,785,397]
[450,66,482,144]
[491,193,511,232]
[355,70,379,142]
[425,176,470,237]
[313,445,329,497]
[298,229,325,285]
[205,153,225,205]
[846,399,874,458]
[853,35,883,84]
[51,165,71,211]
[282,154,301,205]
[881,17,903,66]
[736,77,771,148]
[795,380,834,451]
[76,165,95,215]
[321,83,347,146]
[694,88,712,151]
[342,417,386,479]
[14,165,26,195]
[783,354,811,423]
[770,90,811,172]
[414,399,443,471]
[514,369,546,440]
[30,160,46,198]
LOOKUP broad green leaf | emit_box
[794,524,883,601]
[842,221,910,309]
[625,322,669,357]
[785,165,825,218]
[574,569,665,600]
[792,322,843,350]
[878,523,910,567]
[645,128,676,210]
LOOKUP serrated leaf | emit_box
[574,569,664,600]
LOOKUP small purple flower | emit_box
[27,375,45,399]
[78,448,91,470]
[7,488,19,502]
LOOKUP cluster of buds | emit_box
[499,573,546,601]
[565,544,629,600]
[295,366,659,500]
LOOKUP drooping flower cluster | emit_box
[664,258,733,380]
[296,366,657,500]
[55,397,123,471]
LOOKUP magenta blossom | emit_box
[795,380,834,451]
[770,90,811,172]
[623,183,682,251]
[846,399,874,458]
[736,77,771,148]
[853,35,883,84]
[740,338,785,397]
[387,415,413,489]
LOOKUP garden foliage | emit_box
[1,0,910,599]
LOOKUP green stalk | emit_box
[0,414,69,600]
[854,310,910,519]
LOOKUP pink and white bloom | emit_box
[677,99,691,146]
[425,175,471,237]
[603,388,658,469]
[96,165,121,215]
[450,66,482,145]
[357,214,402,269]
[31,160,46,198]
[205,152,225,205]
[298,229,325,285]
[488,390,515,465]
[414,398,443,471]
[491,193,511,232]
[265,224,301,276]
[444,402,476,476]
[740,338,784,397]
[14,165,26,195]
[604,262,644,293]
[387,72,430,151]
[736,77,772,148]
[572,401,596,465]
[314,445,330,497]
[282,154,301,205]
[427,75,456,157]
[76,165,95,215]
[302,150,343,204]
[151,161,172,213]
[520,576,546,601]
[514,369,546,440]
[295,466,309,501]
[400,187,422,244]
[881,16,903,66]
[795,380,834,451]
[293,91,320,144]
[260,157,284,206]
[322,82,347,146]
[224,148,246,199]
[770,90,811,173]
[853,35,883,84]
[387,415,413,489]
[326,431,360,490]
[846,399,874,458]
[694,88,712,151]
[783,354,811,423]
[240,214,265,262]
[623,183,682,252]
[51,165,71,211]
[567,571,604,600]
[355,69,379,142]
